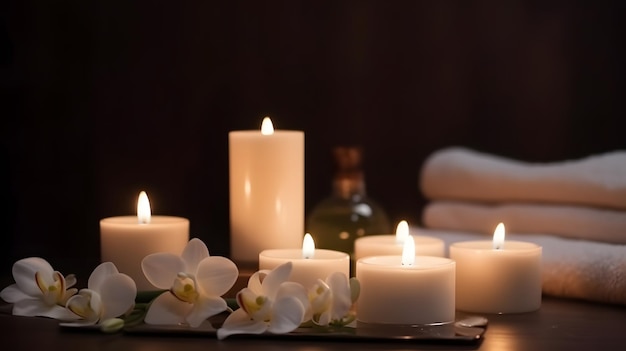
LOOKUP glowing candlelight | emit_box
[493,222,505,250]
[137,191,151,224]
[302,233,315,259]
[261,116,274,135]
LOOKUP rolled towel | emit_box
[420,147,626,210]
[422,201,626,244]
[413,228,626,306]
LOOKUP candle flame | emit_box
[261,116,274,135]
[395,220,409,245]
[302,233,315,259]
[137,191,151,224]
[401,235,415,266]
[493,222,505,250]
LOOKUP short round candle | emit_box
[354,220,444,261]
[259,234,350,289]
[356,236,456,325]
[100,192,189,291]
[449,223,542,314]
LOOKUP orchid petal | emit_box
[181,238,210,273]
[65,274,77,288]
[65,294,88,317]
[36,271,70,306]
[44,305,81,320]
[141,253,185,290]
[267,296,305,334]
[170,273,199,303]
[309,281,332,315]
[87,262,119,292]
[276,282,310,322]
[144,292,193,325]
[195,257,238,296]
[327,272,352,320]
[316,310,331,326]
[261,262,292,297]
[63,288,78,303]
[217,308,268,340]
[276,282,308,304]
[247,270,270,295]
[88,290,103,320]
[66,291,100,324]
[185,295,227,327]
[13,298,78,320]
[98,273,136,320]
[9,298,46,316]
[12,257,53,297]
[236,288,255,312]
[0,284,31,303]
[236,288,271,322]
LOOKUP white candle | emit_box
[449,223,542,314]
[354,220,444,261]
[229,117,304,263]
[259,233,350,289]
[100,191,189,291]
[356,236,456,325]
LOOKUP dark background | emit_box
[1,1,624,279]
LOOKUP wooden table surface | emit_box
[2,295,625,351]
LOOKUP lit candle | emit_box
[354,220,445,261]
[229,117,304,263]
[449,223,542,313]
[100,191,189,291]
[356,236,456,325]
[259,233,350,289]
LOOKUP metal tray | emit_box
[122,313,487,344]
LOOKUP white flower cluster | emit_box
[0,238,359,339]
[0,257,136,331]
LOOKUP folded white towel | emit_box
[422,201,626,244]
[419,147,626,210]
[411,227,626,306]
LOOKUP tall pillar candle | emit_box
[449,223,542,313]
[356,236,456,325]
[100,191,189,291]
[229,117,304,263]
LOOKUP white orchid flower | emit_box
[217,262,310,340]
[0,257,78,320]
[141,238,238,327]
[308,272,359,327]
[64,262,137,325]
